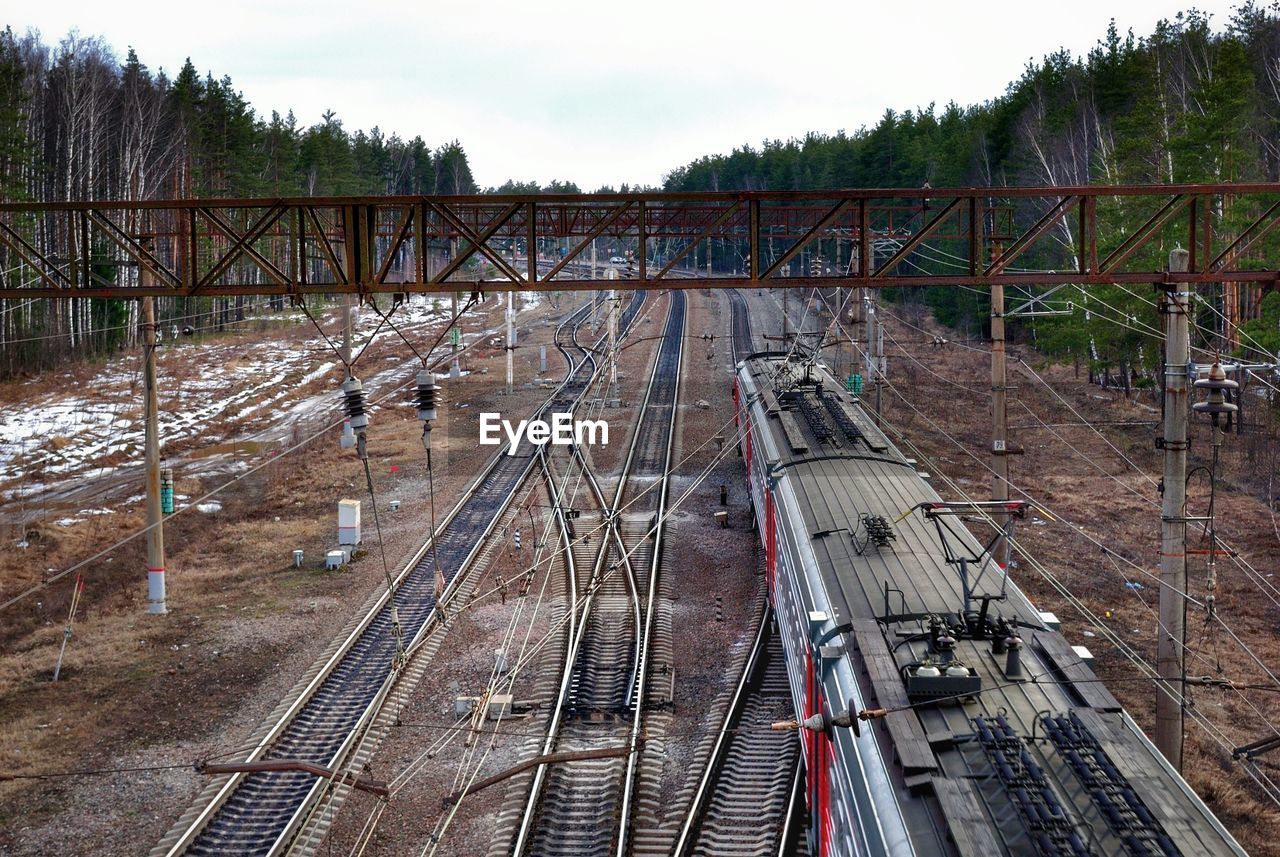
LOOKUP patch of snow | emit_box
[2,297,503,502]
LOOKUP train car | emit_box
[733,351,1247,857]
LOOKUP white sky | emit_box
[3,0,1246,190]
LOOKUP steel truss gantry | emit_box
[2,184,1279,299]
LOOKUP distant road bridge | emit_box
[1,184,1279,298]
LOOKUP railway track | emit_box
[154,292,645,857]
[673,616,799,857]
[510,290,686,857]
[665,288,805,857]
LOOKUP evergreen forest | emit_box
[4,7,1280,381]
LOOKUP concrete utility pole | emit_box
[450,291,461,378]
[990,263,1011,569]
[142,295,166,614]
[451,238,461,378]
[506,289,515,396]
[864,292,883,424]
[1156,247,1191,772]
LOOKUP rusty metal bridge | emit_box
[2,184,1280,298]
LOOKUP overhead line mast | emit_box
[1155,248,1191,771]
[990,235,1011,571]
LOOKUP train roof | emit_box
[737,352,1246,857]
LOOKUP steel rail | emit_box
[778,760,806,857]
[616,289,685,857]
[671,611,771,856]
[509,309,661,856]
[285,304,607,850]
[512,291,685,857]
[670,287,802,856]
[159,298,609,857]
[666,286,764,857]
[506,311,609,845]
[509,432,621,857]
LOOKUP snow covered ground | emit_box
[1,292,542,520]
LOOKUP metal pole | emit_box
[835,286,843,378]
[450,238,461,378]
[783,287,789,345]
[1156,247,1191,772]
[865,292,880,423]
[450,291,461,378]
[875,313,883,425]
[143,295,166,614]
[991,273,1010,569]
[590,239,598,329]
[341,293,353,366]
[506,289,514,396]
[607,288,619,406]
[333,242,353,367]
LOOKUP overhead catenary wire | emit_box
[382,334,739,848]
[925,298,1280,609]
[422,327,711,854]
[866,335,1280,749]
[417,293,671,850]
[931,294,1280,607]
[341,293,659,847]
[878,353,1280,681]
[811,301,1216,605]
[394,306,1280,823]
[875,407,1280,801]
[296,291,556,845]
[255,294,626,848]
[839,305,1280,721]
